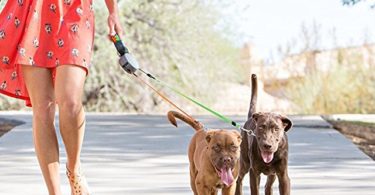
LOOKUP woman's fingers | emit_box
[107,14,124,40]
[115,23,124,38]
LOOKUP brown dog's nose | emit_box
[264,143,272,150]
[223,157,232,164]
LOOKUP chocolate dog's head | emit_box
[251,112,292,163]
[206,130,242,186]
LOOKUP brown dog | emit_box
[167,111,242,195]
[235,74,293,195]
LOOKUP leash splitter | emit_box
[112,35,254,136]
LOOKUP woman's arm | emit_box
[104,0,124,37]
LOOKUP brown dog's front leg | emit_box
[249,168,260,195]
[223,182,237,195]
[190,166,198,195]
[196,180,211,195]
[277,170,290,195]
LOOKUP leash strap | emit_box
[135,69,256,136]
[132,73,196,122]
[139,69,242,128]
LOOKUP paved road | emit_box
[0,113,374,195]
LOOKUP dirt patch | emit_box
[0,118,24,137]
[322,117,375,160]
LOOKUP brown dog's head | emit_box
[206,130,242,186]
[252,112,292,164]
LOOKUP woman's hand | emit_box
[104,0,124,38]
[107,12,123,37]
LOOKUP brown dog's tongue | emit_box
[261,151,274,163]
[220,168,234,186]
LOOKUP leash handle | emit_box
[110,34,128,56]
[111,34,140,74]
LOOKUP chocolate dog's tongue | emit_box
[220,167,234,186]
[261,151,274,163]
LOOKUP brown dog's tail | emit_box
[167,111,204,131]
[247,74,258,119]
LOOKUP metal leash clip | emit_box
[240,126,256,137]
[110,34,140,74]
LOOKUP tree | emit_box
[82,0,245,112]
[342,0,375,8]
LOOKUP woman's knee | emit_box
[57,98,83,117]
[32,99,56,123]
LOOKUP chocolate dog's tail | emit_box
[247,74,258,119]
[167,111,204,131]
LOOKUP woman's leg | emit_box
[54,65,88,192]
[21,65,61,195]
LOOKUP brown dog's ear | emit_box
[206,131,215,143]
[280,116,292,132]
[232,130,242,144]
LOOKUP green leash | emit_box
[139,69,249,131]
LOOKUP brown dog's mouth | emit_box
[261,151,274,163]
[215,167,234,186]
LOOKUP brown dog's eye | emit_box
[230,145,238,152]
[212,146,221,152]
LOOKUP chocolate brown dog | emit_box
[235,74,293,195]
[167,111,242,195]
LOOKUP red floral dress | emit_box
[0,0,95,107]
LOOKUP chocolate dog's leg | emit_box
[235,130,250,195]
[250,168,260,195]
[265,174,276,195]
[277,170,290,195]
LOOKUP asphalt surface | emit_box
[0,113,374,195]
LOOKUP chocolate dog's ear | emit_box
[280,116,292,132]
[206,131,215,143]
[252,112,262,122]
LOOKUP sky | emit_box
[222,0,375,60]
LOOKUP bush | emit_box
[286,65,375,114]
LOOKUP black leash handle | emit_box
[110,34,129,56]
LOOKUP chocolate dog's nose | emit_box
[264,143,272,150]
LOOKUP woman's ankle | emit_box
[66,161,81,174]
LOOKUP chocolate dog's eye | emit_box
[258,125,266,130]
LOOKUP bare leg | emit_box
[54,65,88,194]
[21,65,61,195]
